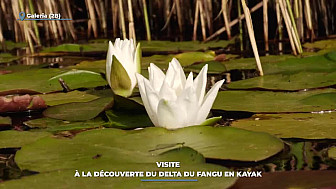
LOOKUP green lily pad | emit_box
[0,41,27,50]
[232,113,336,139]
[43,97,113,121]
[0,131,50,148]
[0,116,11,125]
[40,90,100,106]
[67,60,105,73]
[213,89,336,113]
[226,71,336,90]
[41,44,100,53]
[16,127,283,174]
[0,69,61,93]
[232,170,336,189]
[185,61,227,74]
[41,40,234,55]
[105,110,153,129]
[303,39,336,51]
[328,147,336,160]
[300,92,336,105]
[222,52,336,75]
[24,117,105,133]
[142,52,214,69]
[48,69,107,91]
[0,69,107,93]
[140,39,235,53]
[0,53,20,63]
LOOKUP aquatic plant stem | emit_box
[142,0,151,41]
[279,0,297,55]
[198,0,207,41]
[205,1,262,42]
[193,0,200,41]
[127,0,136,41]
[285,0,302,54]
[222,0,231,39]
[238,0,243,52]
[276,0,283,54]
[241,0,263,76]
[263,0,268,55]
[118,0,127,39]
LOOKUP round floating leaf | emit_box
[226,72,336,91]
[185,61,227,74]
[232,113,336,139]
[300,92,336,105]
[222,52,336,74]
[0,116,11,125]
[213,89,336,113]
[48,69,107,90]
[67,60,105,73]
[24,117,105,133]
[0,131,50,148]
[43,97,113,121]
[0,53,20,63]
[0,69,62,93]
[16,126,283,173]
[232,170,336,189]
[105,110,153,129]
[40,90,100,106]
[15,132,215,172]
[328,147,336,160]
[142,52,214,70]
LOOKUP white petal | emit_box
[143,78,160,125]
[169,58,186,95]
[195,79,224,124]
[156,99,187,129]
[185,72,194,89]
[159,81,177,102]
[149,63,165,93]
[176,86,199,126]
[193,64,208,106]
[105,41,113,86]
[136,74,159,126]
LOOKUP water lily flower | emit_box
[106,38,141,97]
[136,58,224,129]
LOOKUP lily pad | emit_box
[16,127,283,173]
[48,70,107,91]
[222,52,336,74]
[185,61,227,74]
[232,170,336,189]
[328,147,336,160]
[105,110,153,129]
[226,71,336,90]
[213,89,336,113]
[142,52,214,69]
[24,117,105,133]
[40,90,101,106]
[0,53,20,63]
[0,116,11,125]
[0,69,107,93]
[0,41,27,50]
[231,113,336,139]
[43,97,113,121]
[0,131,50,148]
[67,60,105,73]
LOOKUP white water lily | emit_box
[106,38,141,97]
[136,58,224,129]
